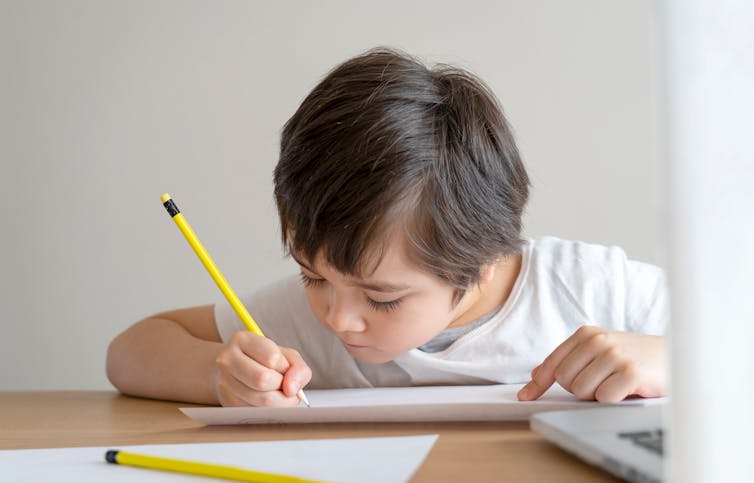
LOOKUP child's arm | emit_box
[106,305,312,406]
[516,326,666,402]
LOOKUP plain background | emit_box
[0,0,663,390]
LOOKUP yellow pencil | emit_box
[160,193,310,407]
[105,449,327,483]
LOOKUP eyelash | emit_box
[299,273,404,313]
[366,298,403,313]
[299,272,324,288]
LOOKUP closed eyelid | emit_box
[366,296,403,312]
[292,255,411,293]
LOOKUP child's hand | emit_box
[213,331,312,407]
[517,326,666,403]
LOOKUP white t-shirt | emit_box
[214,237,668,389]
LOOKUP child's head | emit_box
[273,48,529,362]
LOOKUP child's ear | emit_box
[479,259,499,283]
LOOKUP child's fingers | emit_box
[216,372,257,407]
[517,364,541,400]
[232,331,291,373]
[224,345,284,392]
[548,340,601,393]
[568,353,621,400]
[218,372,299,407]
[279,347,312,398]
[531,364,541,378]
[594,364,642,403]
[214,374,241,407]
[518,326,598,401]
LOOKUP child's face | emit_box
[293,233,479,364]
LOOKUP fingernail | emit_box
[290,382,300,394]
[518,386,530,400]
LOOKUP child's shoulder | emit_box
[524,236,667,333]
[526,235,664,288]
[529,236,648,268]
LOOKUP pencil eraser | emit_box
[160,193,172,203]
[105,450,119,464]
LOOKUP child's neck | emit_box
[447,254,522,328]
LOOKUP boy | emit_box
[107,48,667,407]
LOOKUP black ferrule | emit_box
[105,450,119,464]
[163,199,180,217]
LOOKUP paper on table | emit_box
[0,435,437,483]
[181,383,667,425]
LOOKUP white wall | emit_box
[0,0,663,390]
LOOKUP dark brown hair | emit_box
[274,48,529,302]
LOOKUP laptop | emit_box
[531,3,754,482]
[531,405,665,483]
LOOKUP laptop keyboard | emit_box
[618,429,664,455]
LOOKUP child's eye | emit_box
[366,297,403,312]
[299,272,325,288]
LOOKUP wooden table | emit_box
[0,391,618,482]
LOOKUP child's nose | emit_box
[325,293,366,333]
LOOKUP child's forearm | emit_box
[106,318,222,405]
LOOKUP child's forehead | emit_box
[293,231,421,279]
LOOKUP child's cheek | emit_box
[387,307,445,350]
[304,290,329,327]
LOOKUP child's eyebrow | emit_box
[291,254,411,293]
[291,253,318,273]
[355,280,412,293]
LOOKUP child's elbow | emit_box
[105,333,130,394]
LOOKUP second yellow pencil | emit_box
[106,449,326,483]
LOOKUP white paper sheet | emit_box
[0,435,437,483]
[181,383,666,425]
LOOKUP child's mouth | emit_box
[344,342,368,349]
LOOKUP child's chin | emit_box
[348,349,397,365]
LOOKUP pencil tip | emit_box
[298,389,311,407]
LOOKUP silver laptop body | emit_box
[531,405,665,483]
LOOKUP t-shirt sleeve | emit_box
[533,237,669,336]
[623,260,669,336]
